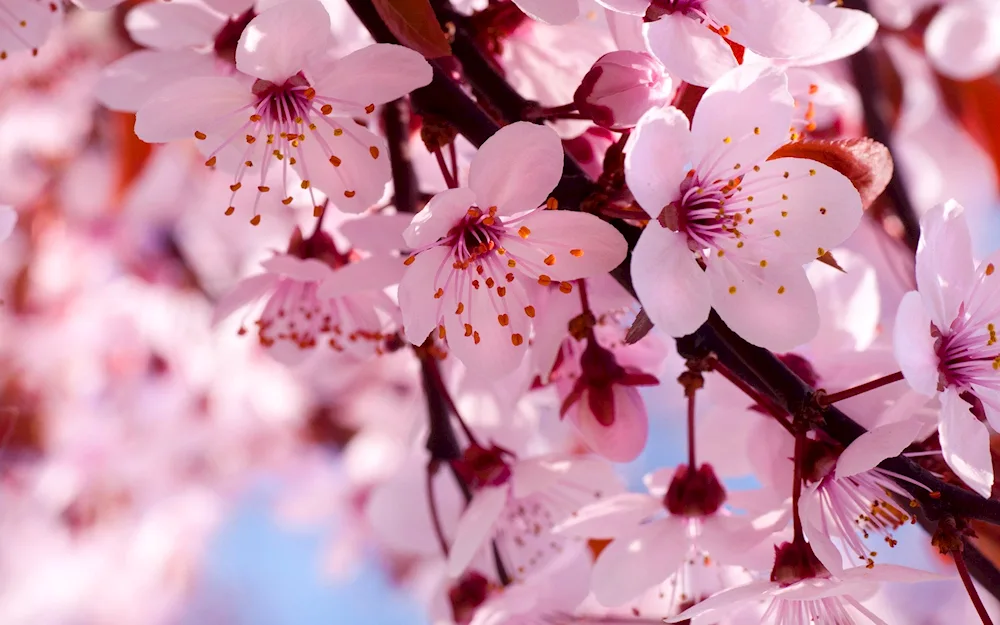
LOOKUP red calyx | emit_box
[452,443,513,490]
[664,463,727,517]
[770,541,830,586]
[448,571,492,624]
[560,339,658,426]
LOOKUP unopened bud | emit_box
[573,51,673,130]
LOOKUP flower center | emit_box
[932,297,1000,391]
[447,206,506,270]
[663,170,744,253]
[664,463,727,516]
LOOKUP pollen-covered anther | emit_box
[778,286,786,294]
[820,207,828,215]
[544,254,556,266]
[438,325,446,339]
[524,306,535,318]
[485,277,495,288]
[559,281,573,294]
[538,275,551,286]
[365,103,376,114]
[301,180,310,189]
[753,126,760,135]
[570,249,584,258]
[759,260,767,267]
[194,130,207,140]
[225,206,235,216]
[370,146,380,159]
[250,215,261,226]
[456,303,464,314]
[774,229,781,237]
[511,334,524,346]
[281,197,294,205]
[205,156,217,167]
[330,155,341,167]
[497,286,506,297]
[434,288,445,299]
[546,197,559,209]
[518,226,531,239]
[723,136,731,144]
[230,183,242,192]
[498,314,509,327]
[321,104,333,115]
[987,263,995,276]
[333,128,343,137]
[728,286,737,294]
[404,255,416,266]
[258,185,270,192]
[344,190,356,198]
[246,135,256,144]
[817,247,825,256]
[505,273,515,282]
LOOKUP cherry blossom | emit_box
[0,0,59,61]
[398,122,627,377]
[925,0,1000,81]
[893,200,1000,497]
[134,0,432,218]
[573,50,673,131]
[625,64,863,350]
[511,0,648,25]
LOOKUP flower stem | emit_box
[957,549,996,625]
[687,389,697,470]
[433,147,458,189]
[819,371,905,406]
[792,432,806,544]
[426,462,450,557]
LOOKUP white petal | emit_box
[339,212,413,252]
[503,210,627,281]
[447,486,509,577]
[595,0,649,16]
[926,3,1000,81]
[552,493,662,539]
[404,187,477,249]
[296,121,390,213]
[591,519,688,606]
[915,200,976,329]
[236,0,332,82]
[835,419,924,479]
[624,106,691,218]
[0,207,16,241]
[631,225,711,338]
[801,486,847,573]
[793,5,879,67]
[644,16,737,87]
[708,258,819,351]
[939,387,993,498]
[709,0,831,59]
[97,50,220,113]
[318,255,404,298]
[125,2,224,50]
[312,44,433,113]
[134,76,254,143]
[690,64,794,182]
[211,273,279,326]
[398,245,450,345]
[469,122,564,216]
[668,580,778,622]
[892,290,940,397]
[512,0,578,24]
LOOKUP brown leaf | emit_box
[769,138,893,209]
[372,0,451,59]
[625,308,654,345]
[816,250,846,273]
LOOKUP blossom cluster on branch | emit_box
[2,0,1000,623]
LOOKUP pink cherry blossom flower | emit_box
[573,50,673,131]
[134,0,432,218]
[512,0,648,25]
[398,122,628,378]
[641,0,832,87]
[893,200,1000,497]
[799,419,930,573]
[625,64,863,351]
[212,226,403,365]
[0,0,59,61]
[555,465,775,607]
[447,444,623,582]
[669,541,943,624]
[925,0,1000,81]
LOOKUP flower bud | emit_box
[573,51,672,130]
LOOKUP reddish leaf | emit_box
[372,0,451,59]
[769,138,893,209]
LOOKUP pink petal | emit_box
[690,64,794,182]
[631,225,712,338]
[552,493,662,539]
[469,122,564,216]
[317,255,404,299]
[511,456,566,499]
[893,290,941,397]
[624,106,692,218]
[403,188,477,249]
[710,0,831,59]
[398,245,450,345]
[800,485,847,573]
[260,255,331,281]
[839,563,952,585]
[607,10,645,52]
[501,210,628,281]
[708,258,819,352]
[926,3,1000,81]
[643,16,737,87]
[738,158,862,262]
[211,273,279,326]
[236,0,332,82]
[915,200,976,329]
[312,44,433,115]
[201,0,254,16]
[0,206,16,241]
[512,0,578,24]
[668,580,778,622]
[125,2,224,51]
[447,485,509,577]
[97,50,220,113]
[568,385,649,462]
[595,0,649,16]
[0,0,57,54]
[835,419,924,479]
[339,212,412,252]
[642,466,675,498]
[792,5,879,67]
[939,387,993,498]
[134,76,254,143]
[296,122,390,214]
[591,519,688,606]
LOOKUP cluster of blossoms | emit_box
[2,0,1000,623]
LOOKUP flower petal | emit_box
[312,43,433,113]
[643,16,737,87]
[469,122,564,216]
[624,106,691,218]
[915,200,976,329]
[710,0,831,59]
[552,493,662,539]
[97,50,220,113]
[134,76,254,143]
[0,206,16,241]
[668,580,778,622]
[569,385,649,463]
[398,245,450,345]
[708,258,819,351]
[926,3,1000,81]
[236,0,332,82]
[404,188,477,249]
[893,290,940,397]
[125,2,225,51]
[502,209,628,281]
[690,64,794,182]
[296,121,391,213]
[318,255,405,298]
[940,387,993,498]
[835,419,924,479]
[792,5,879,67]
[631,225,712,338]
[512,0,578,24]
[339,212,413,253]
[595,0,649,16]
[591,519,688,606]
[211,273,279,326]
[447,486,509,577]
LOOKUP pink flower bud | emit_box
[573,51,673,130]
